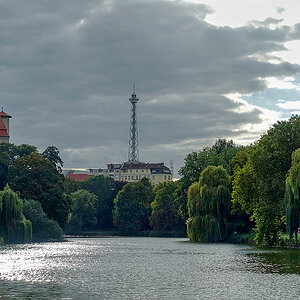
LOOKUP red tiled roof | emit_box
[0,111,11,118]
[0,117,9,137]
[67,174,91,181]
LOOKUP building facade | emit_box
[64,162,173,184]
[0,109,11,143]
[119,162,172,185]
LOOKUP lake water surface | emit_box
[0,237,299,299]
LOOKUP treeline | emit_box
[181,115,300,246]
[64,175,187,236]
[67,115,300,247]
[1,115,299,246]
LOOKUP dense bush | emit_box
[23,199,63,241]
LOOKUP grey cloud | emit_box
[1,0,300,173]
[276,7,285,14]
[248,17,283,27]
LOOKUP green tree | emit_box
[173,177,190,223]
[0,185,32,244]
[23,199,63,241]
[8,153,64,200]
[113,178,154,232]
[39,187,70,229]
[81,175,118,229]
[150,182,185,232]
[179,139,243,184]
[187,166,231,242]
[232,115,300,245]
[0,151,9,189]
[42,145,64,172]
[230,150,255,234]
[64,177,81,194]
[7,152,70,229]
[0,143,37,188]
[232,150,258,214]
[285,148,300,241]
[66,189,97,234]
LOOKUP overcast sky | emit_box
[2,0,300,176]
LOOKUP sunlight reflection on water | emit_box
[0,238,299,299]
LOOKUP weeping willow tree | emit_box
[187,166,231,242]
[0,185,32,244]
[286,148,300,242]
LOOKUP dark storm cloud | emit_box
[1,0,300,170]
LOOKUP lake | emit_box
[0,237,299,299]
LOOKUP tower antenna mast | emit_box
[128,84,139,163]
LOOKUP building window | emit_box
[152,176,155,180]
[136,176,138,180]
[142,169,144,172]
[125,176,127,180]
[148,175,150,179]
[130,170,132,173]
[121,176,123,180]
[139,175,141,179]
[164,176,166,180]
[132,176,134,180]
[168,176,170,180]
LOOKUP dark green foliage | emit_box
[285,148,300,241]
[172,178,190,222]
[8,152,64,200]
[39,187,70,229]
[81,175,119,229]
[113,178,154,232]
[179,139,243,184]
[7,152,70,229]
[66,190,97,234]
[0,143,37,189]
[23,199,63,241]
[42,145,64,172]
[0,185,32,244]
[0,143,37,161]
[0,152,9,189]
[232,151,257,214]
[232,115,300,246]
[187,166,231,242]
[150,182,185,231]
[64,177,81,194]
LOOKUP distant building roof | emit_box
[0,117,9,137]
[120,162,171,174]
[0,110,11,118]
[66,174,91,182]
[107,163,122,170]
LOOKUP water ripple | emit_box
[0,238,299,299]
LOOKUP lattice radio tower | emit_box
[128,84,139,163]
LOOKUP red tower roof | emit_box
[0,117,9,137]
[0,110,11,118]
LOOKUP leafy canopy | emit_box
[187,166,231,242]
